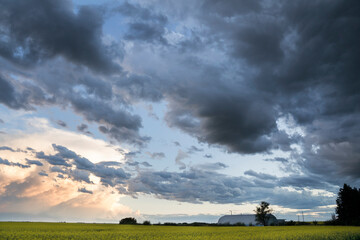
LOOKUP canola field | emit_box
[1,222,360,240]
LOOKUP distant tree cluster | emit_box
[119,218,153,225]
[143,220,151,225]
[119,217,137,225]
[336,184,360,225]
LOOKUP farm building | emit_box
[218,214,283,226]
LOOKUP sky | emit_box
[0,0,359,223]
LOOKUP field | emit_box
[1,222,360,240]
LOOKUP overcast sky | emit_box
[0,0,359,223]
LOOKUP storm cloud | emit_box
[44,144,131,187]
[0,0,120,72]
[115,2,168,44]
[0,0,359,218]
[123,0,360,186]
[126,167,333,208]
[0,0,148,148]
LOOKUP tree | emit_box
[254,201,273,226]
[119,217,137,225]
[336,184,360,225]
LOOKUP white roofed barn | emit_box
[217,214,279,226]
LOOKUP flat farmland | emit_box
[1,222,360,240]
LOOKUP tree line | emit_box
[119,183,360,226]
[333,183,360,225]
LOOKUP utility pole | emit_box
[230,210,232,215]
[302,211,304,222]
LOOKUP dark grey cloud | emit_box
[116,2,168,44]
[78,187,93,194]
[0,75,30,109]
[38,171,48,177]
[0,0,121,73]
[57,174,65,179]
[126,160,152,168]
[70,95,148,147]
[126,168,252,204]
[26,159,43,166]
[0,118,4,123]
[231,18,285,66]
[51,144,91,169]
[26,147,35,152]
[126,161,140,167]
[244,170,277,181]
[202,0,261,17]
[126,167,333,208]
[131,0,357,176]
[0,0,148,148]
[127,160,152,168]
[37,144,131,187]
[77,123,88,132]
[0,157,30,168]
[187,146,203,154]
[264,157,288,164]
[123,151,141,160]
[204,154,212,158]
[0,146,16,152]
[0,146,27,153]
[196,162,227,171]
[97,161,122,167]
[69,169,92,184]
[94,164,130,186]
[141,161,152,167]
[56,120,67,128]
[116,74,164,102]
[77,123,92,135]
[298,133,360,186]
[36,151,72,167]
[165,85,279,154]
[50,166,67,174]
[0,76,18,108]
[129,0,360,186]
[279,174,337,191]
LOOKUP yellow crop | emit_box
[0,222,360,240]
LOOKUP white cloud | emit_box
[1,117,127,164]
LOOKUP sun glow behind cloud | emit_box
[0,114,138,222]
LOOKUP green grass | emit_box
[0,222,360,240]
